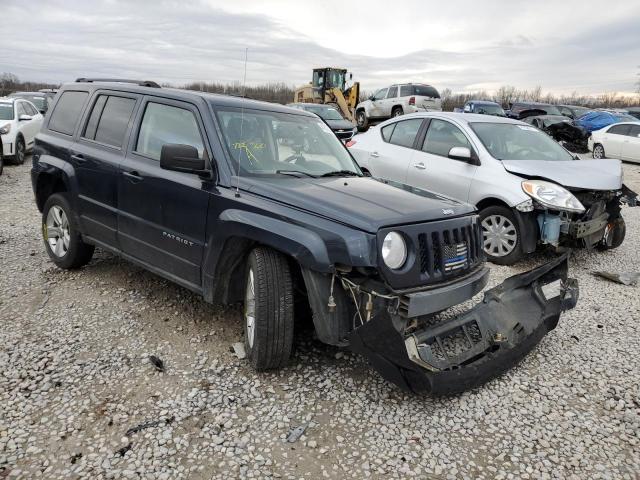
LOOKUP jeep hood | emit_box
[242,177,474,233]
[501,159,622,190]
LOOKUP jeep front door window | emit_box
[135,102,205,160]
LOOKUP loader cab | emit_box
[313,68,347,94]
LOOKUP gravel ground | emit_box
[1,159,639,480]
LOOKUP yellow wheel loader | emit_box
[293,67,360,123]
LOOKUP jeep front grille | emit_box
[418,223,481,277]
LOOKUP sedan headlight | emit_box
[522,180,585,213]
[382,231,407,269]
[0,123,11,135]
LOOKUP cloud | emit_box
[1,0,639,96]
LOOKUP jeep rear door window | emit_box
[135,102,204,160]
[422,119,471,157]
[48,91,89,136]
[215,108,361,177]
[388,119,422,148]
[83,95,136,148]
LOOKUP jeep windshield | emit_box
[215,108,361,177]
[470,122,575,161]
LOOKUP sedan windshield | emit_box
[215,107,361,177]
[0,103,14,120]
[470,122,574,161]
[303,105,344,121]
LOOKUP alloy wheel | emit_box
[245,267,256,348]
[16,140,25,163]
[357,112,365,127]
[45,205,70,257]
[481,214,517,257]
[593,145,604,159]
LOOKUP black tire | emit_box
[243,247,294,370]
[0,150,4,176]
[14,136,26,165]
[356,110,369,132]
[42,193,95,269]
[479,205,523,265]
[593,143,605,159]
[392,106,403,117]
[597,217,626,250]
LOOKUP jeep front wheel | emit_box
[42,193,95,269]
[244,247,294,370]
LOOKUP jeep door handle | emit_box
[71,154,86,164]
[413,162,426,170]
[122,171,144,183]
[370,151,380,158]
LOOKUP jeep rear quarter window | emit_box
[83,95,136,148]
[135,102,205,160]
[48,91,89,135]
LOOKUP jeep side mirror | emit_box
[448,146,472,161]
[19,114,32,122]
[160,144,206,174]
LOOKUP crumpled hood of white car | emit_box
[501,159,622,191]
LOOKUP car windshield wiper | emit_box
[275,170,318,178]
[319,170,361,178]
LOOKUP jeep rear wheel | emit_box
[244,247,294,370]
[42,193,95,269]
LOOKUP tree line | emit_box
[2,72,638,110]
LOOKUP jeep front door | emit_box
[118,98,211,289]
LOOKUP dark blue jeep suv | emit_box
[31,79,578,394]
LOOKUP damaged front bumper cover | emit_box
[348,254,578,395]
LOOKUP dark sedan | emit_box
[288,103,357,141]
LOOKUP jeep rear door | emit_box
[118,97,211,290]
[72,91,140,247]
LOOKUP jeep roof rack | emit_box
[75,78,161,88]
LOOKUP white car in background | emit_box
[349,112,634,265]
[355,83,441,132]
[589,122,640,163]
[0,97,44,165]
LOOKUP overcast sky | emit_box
[2,0,640,96]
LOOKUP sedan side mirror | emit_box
[448,146,472,161]
[18,114,32,122]
[160,144,206,175]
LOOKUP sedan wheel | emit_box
[481,214,518,257]
[593,144,605,159]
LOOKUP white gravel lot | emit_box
[1,160,639,480]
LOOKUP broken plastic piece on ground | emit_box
[286,423,308,443]
[232,342,246,359]
[125,416,175,436]
[593,271,640,286]
[148,355,165,372]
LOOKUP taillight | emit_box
[409,96,415,105]
[345,139,357,148]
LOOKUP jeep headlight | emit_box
[522,180,585,213]
[0,124,10,135]
[382,231,407,269]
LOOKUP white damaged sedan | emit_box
[348,112,637,265]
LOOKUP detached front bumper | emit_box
[348,254,578,395]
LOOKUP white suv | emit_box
[0,97,44,164]
[355,83,441,131]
